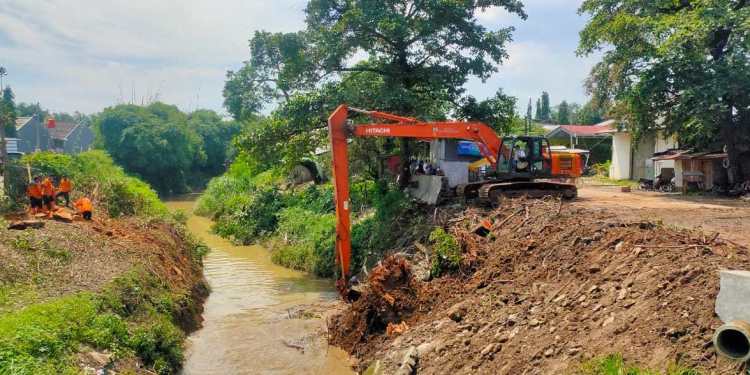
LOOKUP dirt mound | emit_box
[330,198,750,374]
[329,255,422,353]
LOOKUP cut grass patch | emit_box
[577,354,701,375]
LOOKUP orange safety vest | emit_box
[27,184,43,199]
[59,179,72,193]
[41,179,55,196]
[74,197,93,212]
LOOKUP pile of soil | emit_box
[330,198,750,374]
[329,255,423,354]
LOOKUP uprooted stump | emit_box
[329,255,422,353]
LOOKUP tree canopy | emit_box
[578,0,750,182]
[540,91,551,122]
[224,1,528,181]
[95,103,238,193]
[1,87,17,138]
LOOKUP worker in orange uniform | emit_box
[74,197,93,221]
[41,176,56,215]
[56,176,72,207]
[26,177,43,214]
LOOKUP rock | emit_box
[480,343,497,357]
[528,318,541,327]
[395,346,419,375]
[447,302,468,322]
[52,209,74,223]
[589,265,601,273]
[544,348,555,357]
[417,341,437,356]
[602,315,615,327]
[617,289,628,301]
[567,347,582,355]
[614,242,624,252]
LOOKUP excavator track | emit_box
[477,181,577,205]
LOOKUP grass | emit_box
[0,269,196,375]
[577,354,701,375]
[589,176,640,188]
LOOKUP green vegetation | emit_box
[95,102,240,194]
[0,269,202,375]
[18,151,167,218]
[577,354,700,375]
[196,158,425,277]
[428,228,461,277]
[578,0,750,183]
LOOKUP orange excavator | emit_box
[328,105,583,297]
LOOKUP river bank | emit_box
[0,213,209,374]
[166,197,352,374]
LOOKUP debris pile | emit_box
[330,198,750,374]
[329,255,423,353]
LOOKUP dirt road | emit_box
[574,183,750,247]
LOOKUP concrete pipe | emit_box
[713,320,750,363]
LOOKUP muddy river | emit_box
[166,197,352,375]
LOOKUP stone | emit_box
[715,270,750,323]
[395,346,419,375]
[417,341,437,356]
[447,302,468,322]
[480,343,497,357]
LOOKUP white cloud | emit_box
[0,0,597,116]
[0,0,307,114]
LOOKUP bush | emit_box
[429,227,461,277]
[271,207,336,277]
[591,160,612,177]
[18,151,167,218]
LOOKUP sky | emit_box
[0,0,598,116]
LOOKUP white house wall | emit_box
[610,132,632,180]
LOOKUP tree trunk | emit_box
[398,138,412,189]
[720,112,746,187]
[0,120,6,197]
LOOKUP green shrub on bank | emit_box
[0,268,199,375]
[197,157,420,277]
[429,227,461,276]
[272,207,336,277]
[17,151,167,218]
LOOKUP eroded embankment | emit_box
[0,215,208,374]
[329,199,750,374]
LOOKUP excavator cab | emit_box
[496,136,554,180]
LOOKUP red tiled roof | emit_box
[49,122,79,140]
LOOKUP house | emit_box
[545,120,617,164]
[608,127,679,181]
[15,115,51,153]
[49,122,94,154]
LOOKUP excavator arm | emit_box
[327,105,503,298]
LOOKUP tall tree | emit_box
[540,91,551,122]
[228,0,528,185]
[458,89,518,134]
[535,98,542,121]
[558,100,570,125]
[0,87,16,189]
[579,0,750,184]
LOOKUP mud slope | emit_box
[330,199,750,374]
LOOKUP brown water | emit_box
[166,197,353,375]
